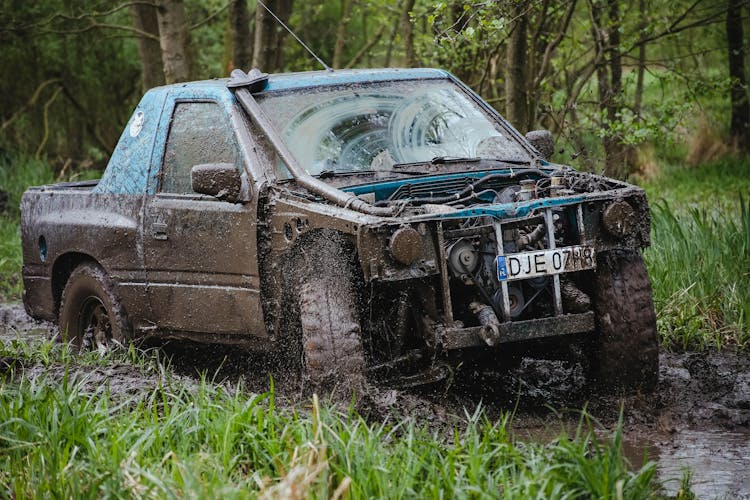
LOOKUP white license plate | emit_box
[496,245,596,281]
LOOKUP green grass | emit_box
[0,155,55,301]
[0,339,660,499]
[643,158,750,350]
[0,155,56,220]
[0,154,99,301]
[0,218,22,301]
[642,158,750,210]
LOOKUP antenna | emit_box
[256,0,333,72]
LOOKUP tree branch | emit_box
[6,1,158,32]
[532,0,577,90]
[37,22,160,40]
[35,86,63,159]
[0,78,62,133]
[345,24,386,69]
[626,0,750,51]
[189,2,230,31]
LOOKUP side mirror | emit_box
[191,163,242,203]
[525,130,554,161]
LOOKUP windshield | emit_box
[256,79,531,178]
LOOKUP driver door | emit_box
[142,98,264,338]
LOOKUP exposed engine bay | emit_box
[329,166,649,383]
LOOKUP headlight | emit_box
[602,200,635,238]
[389,226,422,265]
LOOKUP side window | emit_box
[161,101,239,194]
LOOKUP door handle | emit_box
[152,222,168,240]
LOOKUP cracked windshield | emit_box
[258,79,531,177]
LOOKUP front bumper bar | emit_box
[438,311,595,349]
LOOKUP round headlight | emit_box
[389,227,422,265]
[602,200,635,238]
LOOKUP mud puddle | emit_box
[626,429,750,498]
[2,302,749,496]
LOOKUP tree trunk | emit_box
[505,10,529,132]
[400,0,416,67]
[332,0,353,69]
[274,0,294,70]
[633,0,646,117]
[156,0,191,84]
[605,0,625,178]
[727,0,750,152]
[229,0,252,71]
[253,0,283,72]
[131,3,165,90]
[592,0,626,179]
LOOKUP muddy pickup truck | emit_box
[21,68,658,392]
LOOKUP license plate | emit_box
[497,245,596,281]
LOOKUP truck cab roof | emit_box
[148,67,450,97]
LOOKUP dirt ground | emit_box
[2,302,749,498]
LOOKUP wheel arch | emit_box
[51,252,99,315]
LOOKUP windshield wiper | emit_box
[393,157,532,170]
[430,156,481,164]
[317,169,373,179]
[318,168,430,178]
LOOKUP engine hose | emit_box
[449,188,499,206]
[380,170,550,206]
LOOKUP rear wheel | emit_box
[589,250,659,392]
[58,263,129,353]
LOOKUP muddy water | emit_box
[643,429,750,498]
[2,302,749,496]
[0,303,53,340]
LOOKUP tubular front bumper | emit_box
[437,311,595,349]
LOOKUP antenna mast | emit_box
[256,0,333,72]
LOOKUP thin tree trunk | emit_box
[252,0,291,72]
[385,16,399,66]
[400,0,416,67]
[605,0,625,178]
[252,0,275,71]
[529,0,577,128]
[156,0,191,84]
[273,0,293,71]
[626,0,647,171]
[131,3,165,90]
[727,0,750,152]
[505,10,528,132]
[333,0,353,69]
[229,0,252,71]
[591,0,625,178]
[633,0,646,117]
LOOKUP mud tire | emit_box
[289,235,367,395]
[589,250,659,392]
[58,262,130,353]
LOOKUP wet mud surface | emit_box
[2,302,748,498]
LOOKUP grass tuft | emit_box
[644,159,750,350]
[0,339,661,498]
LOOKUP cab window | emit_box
[161,101,240,193]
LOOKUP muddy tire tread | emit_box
[58,262,129,350]
[591,250,659,391]
[290,234,367,393]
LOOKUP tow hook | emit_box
[469,301,502,346]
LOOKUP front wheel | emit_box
[288,234,367,396]
[589,250,659,392]
[58,262,130,353]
